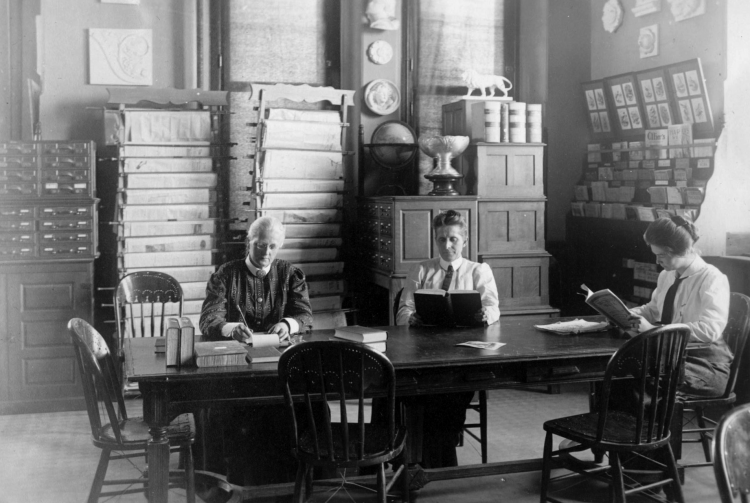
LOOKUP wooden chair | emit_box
[393,286,488,463]
[68,318,195,503]
[114,271,183,392]
[278,340,409,502]
[540,324,691,503]
[713,403,750,503]
[681,292,750,467]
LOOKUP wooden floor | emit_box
[0,384,723,503]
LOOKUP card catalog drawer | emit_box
[40,168,90,183]
[40,142,91,156]
[40,218,93,231]
[0,169,36,182]
[0,232,35,243]
[40,156,91,170]
[0,143,35,155]
[0,182,36,196]
[38,231,92,243]
[0,156,37,169]
[40,243,93,258]
[0,244,36,259]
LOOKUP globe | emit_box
[370,120,418,170]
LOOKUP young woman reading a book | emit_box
[628,216,731,397]
[387,210,500,468]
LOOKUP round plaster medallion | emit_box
[364,79,400,116]
[602,0,624,34]
[367,40,393,65]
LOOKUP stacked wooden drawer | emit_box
[0,141,98,260]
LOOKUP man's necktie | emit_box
[441,265,454,291]
[660,275,686,324]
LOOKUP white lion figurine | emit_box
[461,69,513,98]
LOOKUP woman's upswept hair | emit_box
[245,216,285,255]
[432,209,468,239]
[643,216,699,256]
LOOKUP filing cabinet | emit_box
[0,141,97,414]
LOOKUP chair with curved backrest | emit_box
[540,324,692,503]
[713,403,750,503]
[681,292,750,467]
[392,286,488,463]
[68,318,195,503]
[278,340,409,502]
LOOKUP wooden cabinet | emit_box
[464,143,545,198]
[0,262,92,414]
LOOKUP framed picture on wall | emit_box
[605,73,646,138]
[581,80,615,140]
[665,58,714,135]
[635,67,676,129]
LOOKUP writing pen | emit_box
[235,303,253,343]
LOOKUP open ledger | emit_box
[581,284,636,330]
[414,289,483,327]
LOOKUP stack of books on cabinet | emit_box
[442,99,558,319]
[104,88,229,335]
[0,140,97,413]
[248,84,355,330]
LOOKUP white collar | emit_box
[245,256,271,277]
[439,256,464,271]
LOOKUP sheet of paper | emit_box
[534,319,609,335]
[455,341,506,350]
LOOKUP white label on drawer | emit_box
[78,208,86,212]
[78,234,86,238]
[20,222,30,227]
[20,209,30,214]
[78,221,86,225]
[44,234,53,239]
[21,235,30,239]
[21,248,31,252]
[77,246,87,251]
[74,183,86,189]
[43,248,53,252]
[45,183,58,189]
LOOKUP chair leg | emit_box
[610,452,626,503]
[376,462,387,503]
[399,458,410,503]
[89,449,110,503]
[694,407,712,462]
[293,462,309,503]
[540,432,553,503]
[663,443,686,503]
[479,390,488,464]
[184,445,195,503]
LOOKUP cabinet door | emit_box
[474,145,544,198]
[5,265,91,409]
[482,254,550,308]
[478,200,545,254]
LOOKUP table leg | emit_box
[142,384,171,503]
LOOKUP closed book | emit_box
[165,318,180,366]
[366,341,386,353]
[247,345,283,364]
[414,289,483,328]
[193,341,248,368]
[178,317,195,366]
[334,325,388,343]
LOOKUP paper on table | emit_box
[250,332,283,348]
[534,319,609,335]
[455,341,506,350]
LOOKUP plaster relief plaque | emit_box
[602,0,624,33]
[367,40,393,65]
[89,28,153,86]
[639,25,659,58]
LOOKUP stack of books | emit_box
[193,340,248,368]
[333,325,388,352]
[165,317,196,367]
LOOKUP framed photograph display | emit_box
[581,80,614,140]
[605,73,646,138]
[635,67,676,129]
[665,58,714,135]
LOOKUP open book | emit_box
[414,289,483,327]
[581,284,636,330]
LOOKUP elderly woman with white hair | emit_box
[198,216,315,486]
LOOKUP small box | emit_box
[673,168,688,181]
[611,203,627,220]
[629,160,641,169]
[571,201,585,217]
[574,185,589,201]
[629,142,645,161]
[584,202,602,218]
[637,206,656,221]
[648,186,667,204]
[590,181,608,201]
[638,169,655,181]
[666,186,684,204]
[598,167,614,180]
[641,160,656,169]
[696,158,711,169]
[654,169,672,181]
[675,158,690,169]
[658,159,672,168]
[682,187,704,205]
[600,203,614,219]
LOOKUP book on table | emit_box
[364,341,386,352]
[333,325,388,343]
[247,345,283,364]
[414,289,483,327]
[193,340,248,368]
[178,317,195,366]
[581,284,636,330]
[165,317,180,366]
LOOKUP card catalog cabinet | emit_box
[0,141,97,414]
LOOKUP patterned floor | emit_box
[0,384,722,502]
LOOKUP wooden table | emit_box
[125,317,627,503]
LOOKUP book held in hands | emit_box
[414,289,483,327]
[193,341,248,368]
[581,284,636,330]
[333,325,388,343]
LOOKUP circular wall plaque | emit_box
[364,79,400,116]
[367,40,393,65]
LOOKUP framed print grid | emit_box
[635,67,676,129]
[582,80,614,139]
[665,58,714,135]
[605,73,646,138]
